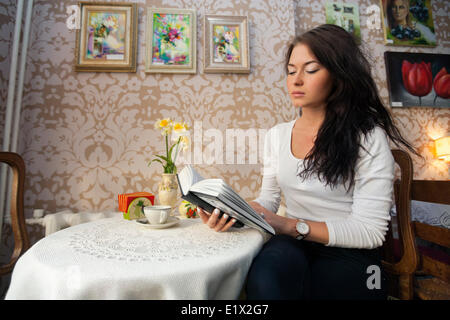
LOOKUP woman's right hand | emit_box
[197,207,236,232]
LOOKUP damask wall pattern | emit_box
[0,0,15,146]
[1,0,298,220]
[0,0,448,224]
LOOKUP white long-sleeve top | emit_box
[253,119,395,249]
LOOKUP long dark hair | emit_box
[285,24,418,190]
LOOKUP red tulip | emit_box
[401,61,432,103]
[433,67,450,100]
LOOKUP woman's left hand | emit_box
[249,201,296,235]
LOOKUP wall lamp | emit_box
[435,136,450,163]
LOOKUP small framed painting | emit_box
[203,15,250,74]
[380,0,436,47]
[75,2,138,72]
[384,51,449,108]
[325,2,361,44]
[145,8,197,74]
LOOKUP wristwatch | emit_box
[295,219,310,240]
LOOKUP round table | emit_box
[5,215,266,299]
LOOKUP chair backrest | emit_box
[381,149,418,299]
[410,180,450,284]
[0,152,30,276]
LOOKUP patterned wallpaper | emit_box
[0,0,448,222]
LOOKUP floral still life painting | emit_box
[385,52,450,108]
[152,13,190,65]
[203,15,250,73]
[213,25,241,63]
[86,12,126,60]
[146,8,196,73]
[75,3,137,72]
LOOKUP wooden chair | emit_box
[0,152,30,277]
[381,149,418,299]
[382,149,450,299]
[410,180,450,300]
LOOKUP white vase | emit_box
[158,173,178,209]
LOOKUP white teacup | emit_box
[143,205,171,225]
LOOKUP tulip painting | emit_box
[433,67,450,104]
[385,51,450,108]
[401,60,432,106]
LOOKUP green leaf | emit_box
[165,162,176,174]
[168,140,180,160]
[154,155,170,162]
[148,158,163,168]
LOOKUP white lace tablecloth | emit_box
[5,216,265,300]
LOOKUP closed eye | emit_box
[306,69,319,74]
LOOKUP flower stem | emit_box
[173,137,181,166]
[165,134,170,173]
[165,134,169,160]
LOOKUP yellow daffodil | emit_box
[149,119,190,174]
[155,118,173,136]
[154,118,171,129]
[171,122,189,143]
[172,121,188,132]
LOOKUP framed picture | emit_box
[203,15,250,74]
[384,51,450,108]
[145,8,197,74]
[325,2,361,44]
[380,0,436,47]
[75,2,138,72]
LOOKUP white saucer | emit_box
[135,216,180,229]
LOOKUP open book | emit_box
[176,165,275,235]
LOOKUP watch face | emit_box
[296,221,309,235]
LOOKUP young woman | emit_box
[197,24,418,300]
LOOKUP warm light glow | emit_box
[435,136,450,162]
[428,128,447,141]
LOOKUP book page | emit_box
[182,166,274,234]
[177,165,205,195]
[191,179,271,231]
[193,192,274,234]
[189,165,205,185]
[191,179,262,221]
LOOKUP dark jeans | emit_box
[245,235,387,300]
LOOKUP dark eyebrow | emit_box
[288,60,320,67]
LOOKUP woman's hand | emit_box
[197,207,237,232]
[249,201,297,236]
